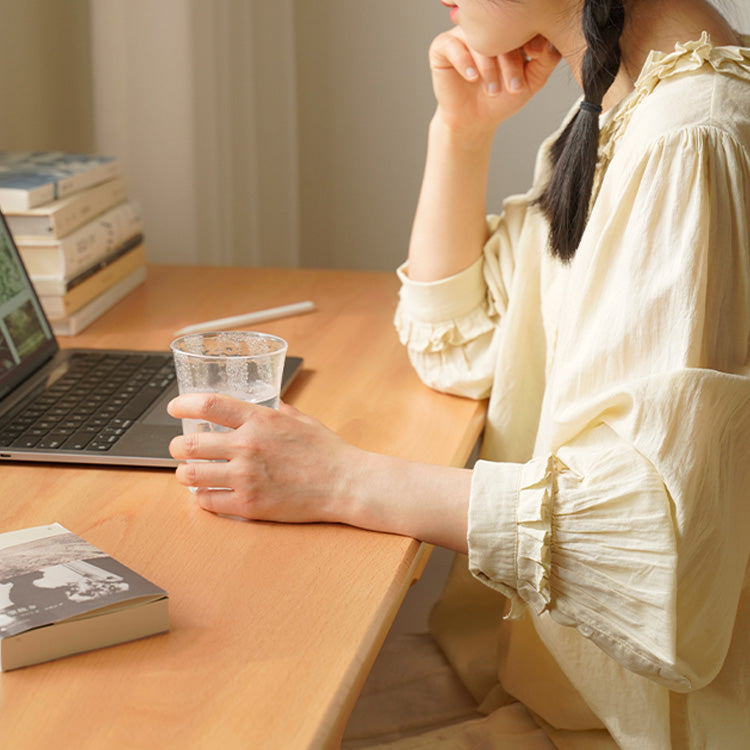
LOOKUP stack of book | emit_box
[0,152,146,336]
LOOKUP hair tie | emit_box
[579,100,603,114]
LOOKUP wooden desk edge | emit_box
[318,538,430,750]
[319,402,487,748]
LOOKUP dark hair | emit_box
[536,0,626,262]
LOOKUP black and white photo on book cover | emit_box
[0,524,165,639]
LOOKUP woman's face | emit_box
[440,0,567,57]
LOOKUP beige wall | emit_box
[294,0,581,271]
[0,0,93,152]
[294,1,450,270]
[1,1,747,270]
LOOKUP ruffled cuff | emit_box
[468,456,556,619]
[395,258,496,353]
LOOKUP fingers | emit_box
[430,30,479,82]
[473,55,501,96]
[496,48,526,95]
[192,488,245,519]
[430,30,500,94]
[497,37,560,95]
[170,429,229,462]
[430,28,558,98]
[522,35,562,93]
[174,458,231,489]
[167,392,255,430]
[168,392,268,464]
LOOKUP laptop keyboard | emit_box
[0,352,176,452]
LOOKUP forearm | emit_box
[338,449,471,553]
[169,393,472,545]
[406,112,495,282]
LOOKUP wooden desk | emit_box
[0,265,486,749]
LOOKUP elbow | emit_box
[406,348,492,400]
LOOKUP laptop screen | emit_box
[0,213,57,401]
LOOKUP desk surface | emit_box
[0,265,486,749]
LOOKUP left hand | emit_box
[167,394,363,523]
[429,29,561,137]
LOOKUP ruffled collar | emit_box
[596,31,750,175]
[635,31,750,95]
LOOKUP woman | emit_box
[169,0,750,746]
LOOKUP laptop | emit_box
[0,210,302,468]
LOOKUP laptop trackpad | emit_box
[140,385,180,427]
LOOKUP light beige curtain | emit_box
[90,0,300,267]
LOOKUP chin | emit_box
[464,32,521,58]
[462,23,537,59]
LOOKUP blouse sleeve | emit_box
[468,125,750,691]
[393,211,517,399]
[393,142,554,400]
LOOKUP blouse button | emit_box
[578,624,593,638]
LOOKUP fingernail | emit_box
[487,82,500,96]
[509,76,524,92]
[466,67,478,80]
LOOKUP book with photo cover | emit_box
[4,176,129,239]
[0,152,121,211]
[0,523,168,671]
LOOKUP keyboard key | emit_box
[0,430,22,445]
[37,434,69,449]
[87,441,113,451]
[12,434,42,448]
[61,433,95,450]
[4,352,175,451]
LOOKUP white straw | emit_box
[173,300,316,336]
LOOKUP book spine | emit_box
[55,159,122,200]
[6,177,130,239]
[0,183,55,211]
[40,242,146,319]
[29,234,143,295]
[50,177,129,237]
[51,266,147,336]
[17,201,144,280]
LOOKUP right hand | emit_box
[429,28,561,137]
[168,394,361,525]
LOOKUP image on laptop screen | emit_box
[0,219,56,400]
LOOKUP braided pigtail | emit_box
[536,0,625,262]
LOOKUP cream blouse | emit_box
[395,35,750,748]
